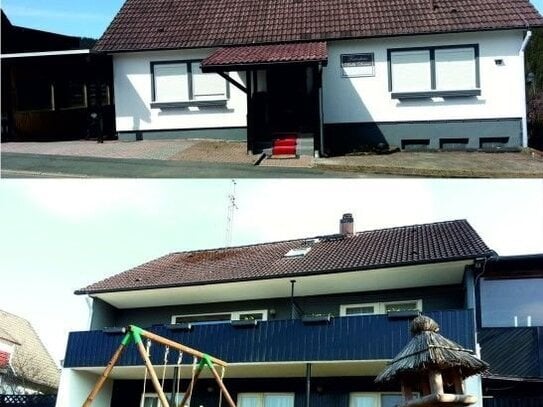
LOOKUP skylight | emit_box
[284,239,319,258]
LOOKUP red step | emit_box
[273,138,297,147]
[272,145,297,155]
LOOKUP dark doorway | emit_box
[266,65,319,134]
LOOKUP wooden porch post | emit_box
[246,70,253,154]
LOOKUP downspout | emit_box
[85,296,94,330]
[318,63,325,158]
[519,30,532,148]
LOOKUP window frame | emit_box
[150,60,229,108]
[349,392,418,407]
[387,44,480,99]
[340,300,422,316]
[171,309,268,325]
[237,392,295,407]
[141,392,183,407]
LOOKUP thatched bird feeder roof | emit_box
[375,315,488,383]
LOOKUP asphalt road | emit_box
[1,153,360,178]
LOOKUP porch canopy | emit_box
[201,41,327,73]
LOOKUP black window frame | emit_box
[150,60,229,108]
[387,44,480,100]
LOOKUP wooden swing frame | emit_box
[82,325,236,407]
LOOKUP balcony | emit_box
[64,309,474,368]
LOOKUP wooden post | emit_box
[82,341,127,407]
[451,370,465,394]
[401,381,414,402]
[429,371,444,395]
[136,340,171,407]
[134,326,227,367]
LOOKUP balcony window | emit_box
[171,310,268,325]
[480,278,543,327]
[340,300,421,316]
[238,393,294,407]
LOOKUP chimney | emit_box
[339,213,354,236]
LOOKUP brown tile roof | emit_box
[202,42,328,69]
[94,0,543,52]
[0,310,60,392]
[77,220,494,294]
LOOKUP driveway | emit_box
[2,139,543,177]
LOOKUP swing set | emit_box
[82,325,236,407]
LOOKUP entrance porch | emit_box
[202,42,327,157]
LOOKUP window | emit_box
[480,278,543,327]
[238,393,294,407]
[141,393,183,407]
[388,45,479,98]
[340,300,422,316]
[56,80,87,109]
[16,79,53,111]
[350,393,416,407]
[172,310,268,325]
[151,61,228,105]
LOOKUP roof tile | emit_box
[77,220,494,294]
[94,0,543,52]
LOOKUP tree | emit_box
[0,352,57,395]
[526,28,543,149]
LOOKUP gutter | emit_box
[519,30,532,148]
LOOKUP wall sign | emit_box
[341,53,375,77]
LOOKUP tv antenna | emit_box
[225,180,238,247]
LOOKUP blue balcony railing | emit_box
[64,309,474,368]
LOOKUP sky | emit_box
[0,179,542,365]
[1,0,543,39]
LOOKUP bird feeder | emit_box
[375,316,488,406]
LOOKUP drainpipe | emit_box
[519,30,532,148]
[85,296,94,330]
[290,280,296,320]
[318,63,325,158]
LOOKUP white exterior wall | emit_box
[323,30,526,124]
[113,49,247,132]
[56,369,112,407]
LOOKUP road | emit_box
[1,153,362,178]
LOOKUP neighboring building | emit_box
[477,254,543,406]
[58,217,504,407]
[0,10,114,142]
[0,310,60,394]
[93,0,543,155]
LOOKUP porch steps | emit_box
[260,133,314,158]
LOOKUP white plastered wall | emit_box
[56,369,112,407]
[323,30,525,124]
[113,49,247,132]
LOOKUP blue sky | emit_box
[0,179,542,363]
[1,0,543,39]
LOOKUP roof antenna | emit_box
[225,180,238,247]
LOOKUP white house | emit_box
[95,0,543,155]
